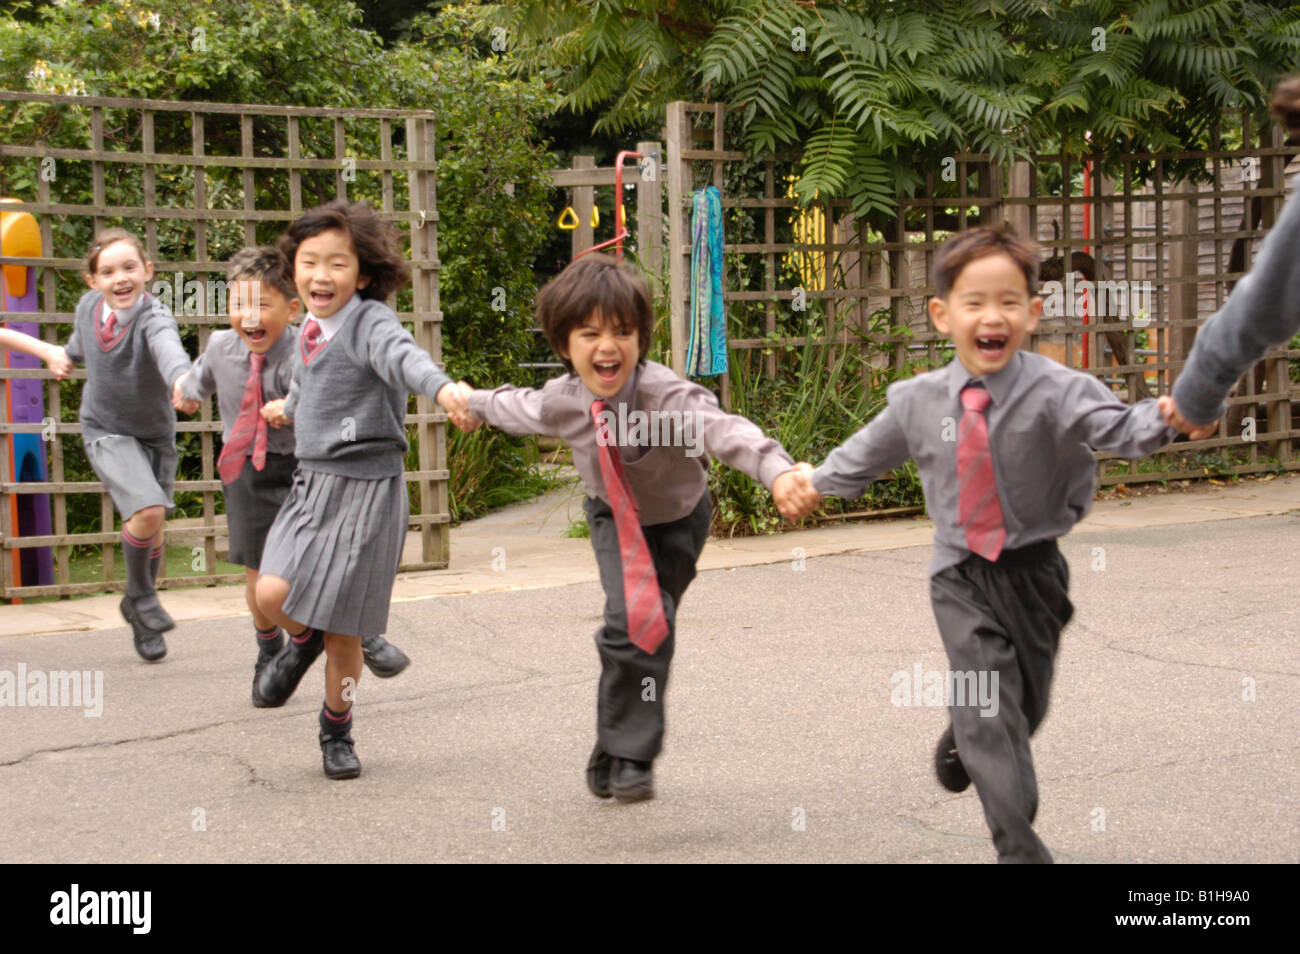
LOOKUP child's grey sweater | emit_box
[1172,172,1300,425]
[63,291,191,444]
[282,299,452,479]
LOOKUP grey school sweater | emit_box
[282,299,452,479]
[1172,171,1300,425]
[63,290,191,444]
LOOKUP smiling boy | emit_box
[792,226,1175,862]
[457,254,815,803]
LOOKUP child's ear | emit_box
[356,273,371,291]
[83,272,94,289]
[142,260,155,283]
[928,295,951,335]
[1026,295,1043,334]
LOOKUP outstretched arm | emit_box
[1170,174,1300,427]
[812,403,910,500]
[1062,374,1174,457]
[0,328,73,378]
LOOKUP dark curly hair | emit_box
[278,200,410,302]
[1271,75,1300,143]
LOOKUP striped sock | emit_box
[290,627,317,644]
[122,529,154,600]
[149,544,164,583]
[322,702,352,723]
[256,624,281,642]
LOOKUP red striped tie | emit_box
[591,399,668,654]
[956,385,1006,561]
[217,352,268,484]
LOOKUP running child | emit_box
[251,201,473,780]
[172,247,414,706]
[455,253,816,803]
[788,226,1175,862]
[49,229,191,661]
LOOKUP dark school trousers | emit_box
[929,539,1074,864]
[584,491,712,762]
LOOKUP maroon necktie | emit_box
[217,352,268,484]
[301,318,324,363]
[956,385,1006,561]
[591,399,668,654]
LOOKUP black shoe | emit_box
[120,592,175,633]
[120,597,168,661]
[586,745,612,799]
[319,707,361,780]
[935,725,971,793]
[251,629,284,708]
[361,634,410,678]
[253,629,323,708]
[610,757,654,803]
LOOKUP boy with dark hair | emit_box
[174,247,411,705]
[791,225,1175,862]
[455,253,816,802]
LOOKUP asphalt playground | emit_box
[1,476,1296,863]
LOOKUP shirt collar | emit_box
[944,349,1023,406]
[311,293,363,340]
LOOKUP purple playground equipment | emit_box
[2,201,55,595]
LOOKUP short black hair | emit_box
[225,246,297,301]
[932,223,1039,299]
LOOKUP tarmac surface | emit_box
[1,475,1296,863]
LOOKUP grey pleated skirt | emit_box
[258,467,408,638]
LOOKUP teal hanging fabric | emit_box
[686,185,727,377]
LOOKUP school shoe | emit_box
[361,634,410,678]
[319,707,361,780]
[610,757,654,803]
[120,592,175,633]
[120,597,168,662]
[251,629,284,708]
[253,628,323,707]
[935,725,971,793]
[586,745,613,799]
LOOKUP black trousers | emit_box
[929,539,1074,864]
[584,491,712,762]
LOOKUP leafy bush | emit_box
[0,0,559,531]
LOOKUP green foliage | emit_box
[490,0,1300,226]
[0,0,559,529]
[709,307,927,537]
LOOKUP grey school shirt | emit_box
[178,325,298,455]
[813,350,1176,576]
[281,299,452,479]
[469,359,796,526]
[63,290,191,444]
[1172,171,1300,425]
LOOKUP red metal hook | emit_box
[574,150,642,261]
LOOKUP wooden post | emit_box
[572,155,595,260]
[635,140,663,289]
[407,116,449,568]
[665,102,690,376]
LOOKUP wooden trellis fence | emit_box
[0,91,449,601]
[663,100,1300,484]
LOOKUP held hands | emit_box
[437,380,481,432]
[171,375,199,414]
[43,345,74,380]
[261,398,291,429]
[1157,395,1218,441]
[772,462,822,521]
